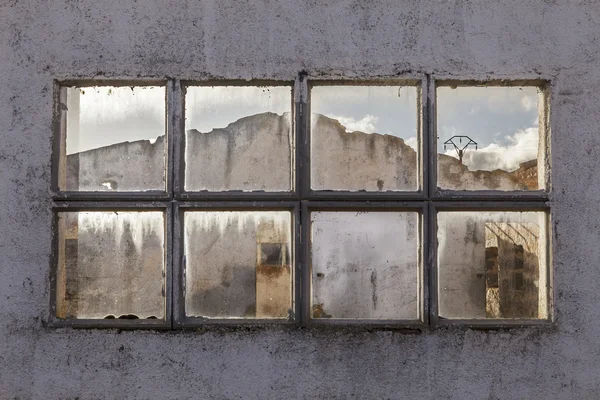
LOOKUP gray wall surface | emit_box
[1,1,598,398]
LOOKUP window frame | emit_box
[49,201,173,330]
[50,75,553,330]
[172,201,301,328]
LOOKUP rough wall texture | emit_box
[1,1,599,398]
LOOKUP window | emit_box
[51,77,551,329]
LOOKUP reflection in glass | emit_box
[310,85,419,191]
[437,211,548,319]
[56,211,165,319]
[437,86,543,191]
[184,211,292,319]
[60,86,166,192]
[185,86,292,192]
[311,211,419,319]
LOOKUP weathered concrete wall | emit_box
[1,1,599,398]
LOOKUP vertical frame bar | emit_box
[539,81,552,192]
[420,203,429,325]
[427,76,437,199]
[164,202,174,328]
[293,202,303,325]
[545,211,554,322]
[51,82,65,193]
[427,202,439,327]
[170,79,183,197]
[300,202,311,326]
[172,203,185,327]
[297,73,310,198]
[419,76,429,198]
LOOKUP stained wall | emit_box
[1,1,599,398]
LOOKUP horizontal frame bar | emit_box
[308,318,425,329]
[432,190,549,202]
[435,78,549,88]
[48,203,173,329]
[434,318,553,329]
[302,191,426,201]
[308,78,423,87]
[180,79,294,88]
[176,192,298,201]
[53,192,171,201]
[302,201,427,212]
[55,79,168,87]
[50,318,171,330]
[52,201,171,210]
[173,201,300,328]
[431,201,550,211]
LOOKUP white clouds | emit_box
[405,136,418,151]
[521,95,535,111]
[446,127,539,171]
[327,114,379,133]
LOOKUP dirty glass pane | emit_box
[310,85,419,191]
[437,211,548,319]
[185,86,292,192]
[437,86,544,191]
[59,86,166,191]
[184,211,292,318]
[56,211,165,319]
[310,211,419,319]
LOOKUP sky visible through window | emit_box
[67,85,539,172]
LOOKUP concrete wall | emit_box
[2,1,599,398]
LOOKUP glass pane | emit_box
[185,86,292,192]
[310,85,419,191]
[311,211,419,319]
[56,211,165,319]
[437,86,543,191]
[59,86,166,191]
[437,211,548,319]
[184,211,292,318]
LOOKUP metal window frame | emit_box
[176,80,298,201]
[304,78,428,201]
[48,201,173,329]
[430,78,552,201]
[49,74,553,331]
[301,201,427,329]
[172,201,300,328]
[51,79,173,201]
[429,202,553,328]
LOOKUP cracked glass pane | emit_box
[56,211,165,319]
[59,86,166,192]
[437,211,549,319]
[310,211,420,319]
[185,86,293,192]
[310,85,419,191]
[184,211,293,319]
[437,86,544,191]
